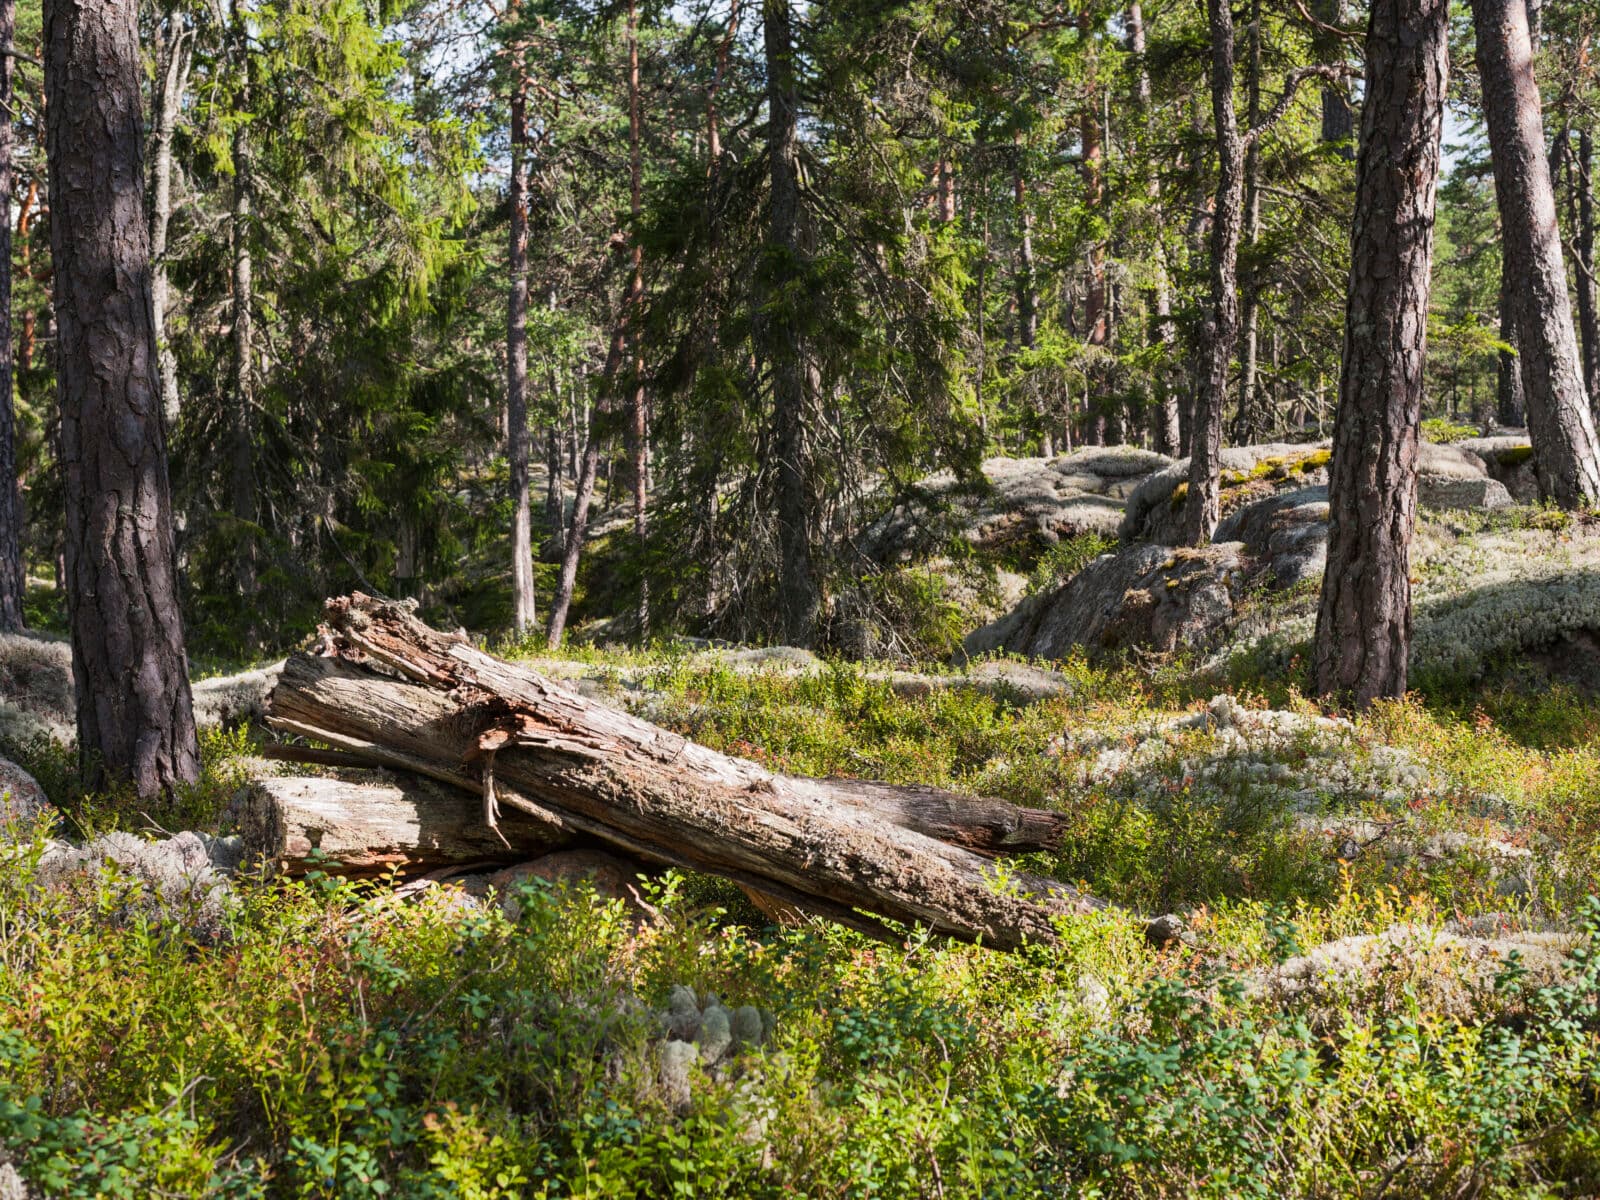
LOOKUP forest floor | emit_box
[5,451,1600,1196]
[4,632,1600,1194]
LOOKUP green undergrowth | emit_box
[7,847,1600,1198]
[8,643,1600,1195]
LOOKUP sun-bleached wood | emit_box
[266,595,1124,950]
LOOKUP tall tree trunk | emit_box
[706,0,740,168]
[626,0,648,636]
[0,0,19,632]
[763,0,820,646]
[229,0,259,621]
[1495,264,1525,426]
[1013,135,1049,454]
[507,69,535,634]
[1472,0,1600,506]
[1079,26,1108,449]
[44,0,201,798]
[1574,127,1598,412]
[16,178,33,376]
[544,422,565,559]
[1129,0,1180,456]
[1183,0,1247,545]
[1313,0,1449,707]
[150,15,189,429]
[1180,98,1211,456]
[1233,0,1265,443]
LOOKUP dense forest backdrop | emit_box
[2,0,1597,656]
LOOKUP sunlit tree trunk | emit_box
[0,0,19,631]
[1183,0,1247,545]
[1313,0,1449,707]
[1473,0,1600,505]
[1129,0,1180,456]
[1079,23,1108,448]
[44,0,201,797]
[1495,267,1526,427]
[150,13,190,429]
[507,64,536,634]
[1573,127,1598,414]
[1013,134,1049,455]
[1234,0,1265,443]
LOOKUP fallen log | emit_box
[233,775,567,875]
[266,595,1126,950]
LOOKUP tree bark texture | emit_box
[507,72,536,634]
[1472,0,1600,506]
[1184,0,1247,546]
[1233,0,1265,444]
[1573,128,1597,414]
[237,773,568,874]
[0,0,20,633]
[44,0,202,797]
[1129,1,1181,457]
[1495,262,1526,427]
[1312,0,1449,707]
[763,0,821,645]
[268,596,1116,950]
[150,14,190,429]
[627,0,649,634]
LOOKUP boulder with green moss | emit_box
[1458,436,1538,502]
[863,447,1172,570]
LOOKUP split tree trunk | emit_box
[1313,0,1449,707]
[244,752,1074,876]
[44,0,202,799]
[1472,0,1600,506]
[267,596,1117,950]
[0,0,20,633]
[237,773,567,875]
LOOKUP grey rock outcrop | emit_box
[1418,475,1513,511]
[33,831,238,941]
[0,757,52,829]
[1121,441,1498,546]
[1120,443,1330,545]
[865,447,1171,566]
[1458,435,1538,502]
[963,542,1250,661]
[0,629,282,750]
[1211,486,1330,588]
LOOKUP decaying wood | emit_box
[234,775,566,875]
[266,595,1127,951]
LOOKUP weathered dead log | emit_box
[266,595,1122,950]
[234,775,567,875]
